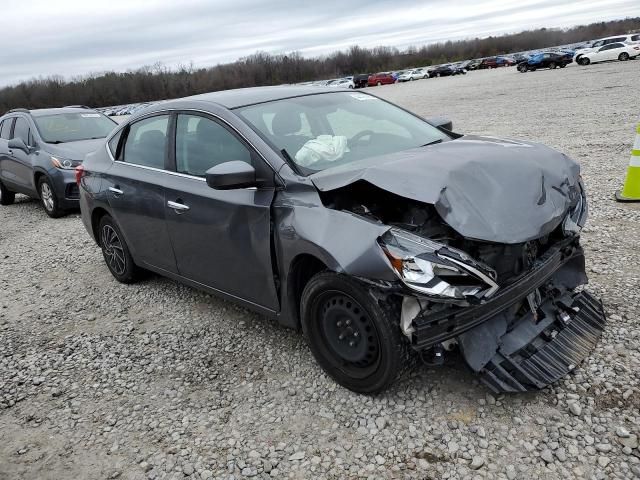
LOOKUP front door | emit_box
[164,112,279,311]
[105,113,177,274]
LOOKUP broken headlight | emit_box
[562,179,588,236]
[378,228,499,300]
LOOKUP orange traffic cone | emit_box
[616,122,640,202]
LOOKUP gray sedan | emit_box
[78,86,605,393]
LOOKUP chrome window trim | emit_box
[104,108,277,183]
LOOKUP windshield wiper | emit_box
[420,139,443,147]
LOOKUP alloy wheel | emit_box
[40,182,54,212]
[102,224,127,276]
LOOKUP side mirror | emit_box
[8,138,29,152]
[205,161,257,190]
[426,117,453,132]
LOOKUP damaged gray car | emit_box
[78,86,606,394]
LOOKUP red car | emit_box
[367,73,395,86]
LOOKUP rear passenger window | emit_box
[175,114,252,177]
[0,118,13,139]
[122,115,169,169]
[13,118,30,143]
[632,35,640,42]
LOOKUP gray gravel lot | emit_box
[2,62,640,480]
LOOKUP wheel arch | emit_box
[285,253,329,329]
[91,206,111,246]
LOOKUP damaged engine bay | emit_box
[320,181,605,392]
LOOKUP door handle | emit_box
[109,186,124,196]
[167,200,190,213]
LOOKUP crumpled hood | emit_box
[43,138,105,161]
[310,135,582,244]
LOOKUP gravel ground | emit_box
[2,62,640,480]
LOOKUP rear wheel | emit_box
[98,214,141,283]
[619,52,630,61]
[301,272,413,394]
[38,177,65,218]
[549,62,557,69]
[520,64,528,72]
[0,181,15,206]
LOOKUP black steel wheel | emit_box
[0,180,15,206]
[301,272,414,394]
[98,214,140,283]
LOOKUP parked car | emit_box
[465,59,483,70]
[397,69,425,82]
[78,86,604,394]
[517,52,572,72]
[327,78,355,89]
[428,65,456,77]
[353,74,371,88]
[576,42,640,65]
[367,73,395,86]
[574,34,640,63]
[479,57,499,69]
[0,106,117,217]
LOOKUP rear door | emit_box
[104,113,178,273]
[163,111,279,311]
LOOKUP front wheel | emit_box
[581,57,590,66]
[38,177,65,218]
[520,64,528,72]
[549,62,557,69]
[0,180,15,206]
[301,272,413,394]
[98,215,141,283]
[619,52,630,61]
[376,81,382,86]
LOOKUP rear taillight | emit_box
[75,164,85,186]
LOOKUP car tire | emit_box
[38,176,65,218]
[376,81,381,86]
[98,214,141,284]
[560,64,566,68]
[0,180,16,206]
[520,64,528,72]
[582,58,590,66]
[436,73,441,78]
[619,52,630,61]
[300,271,414,394]
[549,62,557,69]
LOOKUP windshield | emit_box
[34,113,116,143]
[236,92,450,174]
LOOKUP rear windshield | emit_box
[34,113,116,144]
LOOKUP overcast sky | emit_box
[0,0,637,86]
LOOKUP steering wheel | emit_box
[348,130,375,148]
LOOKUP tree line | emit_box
[1,16,638,113]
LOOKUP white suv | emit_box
[575,34,640,63]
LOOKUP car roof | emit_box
[28,107,101,117]
[183,85,339,109]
